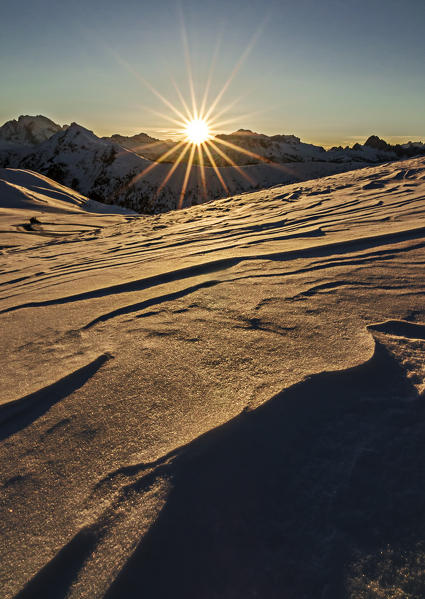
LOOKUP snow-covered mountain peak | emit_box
[50,122,103,144]
[364,135,390,150]
[66,122,98,137]
[39,122,118,156]
[0,115,65,147]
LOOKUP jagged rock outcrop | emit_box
[365,135,390,151]
[0,115,66,147]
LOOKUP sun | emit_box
[185,118,210,145]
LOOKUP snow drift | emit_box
[1,157,425,598]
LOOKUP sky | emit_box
[1,0,425,147]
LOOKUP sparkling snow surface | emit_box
[1,158,425,598]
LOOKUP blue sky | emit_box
[1,0,424,146]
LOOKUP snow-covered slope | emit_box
[0,168,135,214]
[1,157,425,598]
[0,168,135,247]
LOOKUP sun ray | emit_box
[178,143,197,209]
[127,140,187,188]
[199,30,223,120]
[112,55,189,125]
[211,135,270,163]
[136,103,187,129]
[202,142,229,195]
[211,108,267,131]
[203,22,266,122]
[171,77,193,122]
[206,139,255,185]
[136,79,188,124]
[197,144,208,200]
[206,93,247,127]
[124,139,173,155]
[179,9,198,119]
[157,143,191,194]
[213,136,297,176]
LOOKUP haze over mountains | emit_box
[1,115,424,213]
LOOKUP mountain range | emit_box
[1,114,424,213]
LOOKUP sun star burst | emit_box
[124,24,273,209]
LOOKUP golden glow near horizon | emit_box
[184,118,210,145]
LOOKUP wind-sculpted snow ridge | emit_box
[1,157,425,598]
